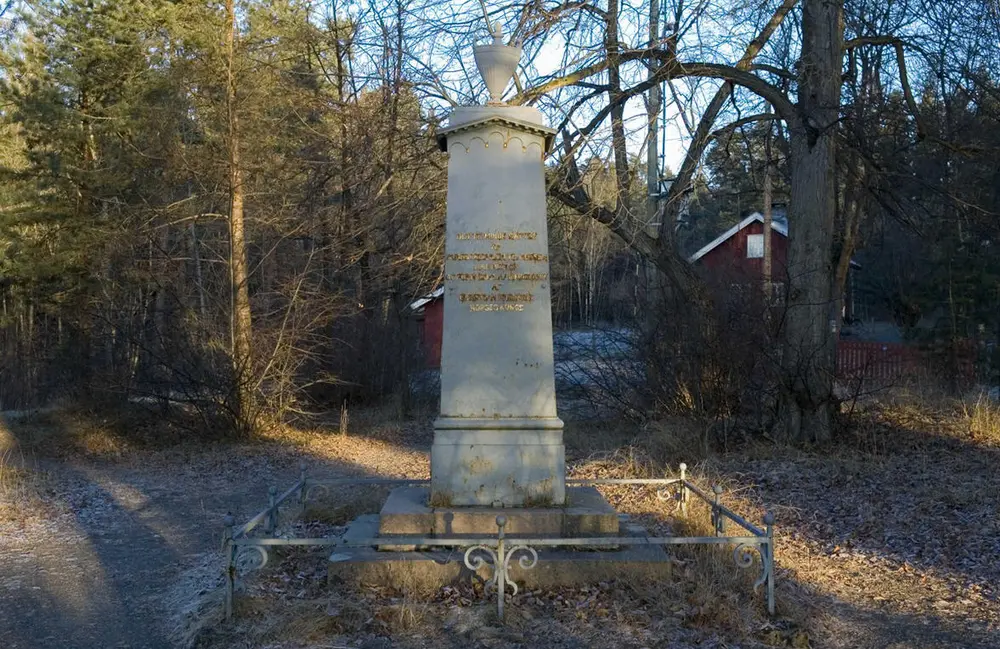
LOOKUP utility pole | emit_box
[762,104,773,303]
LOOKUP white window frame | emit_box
[747,234,764,258]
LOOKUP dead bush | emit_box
[0,449,50,523]
[557,287,783,446]
[967,392,1000,444]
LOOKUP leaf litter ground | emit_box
[1,395,998,648]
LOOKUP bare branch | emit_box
[656,0,799,243]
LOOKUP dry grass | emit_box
[966,391,1000,445]
[565,447,810,644]
[2,405,185,459]
[565,415,712,466]
[0,448,53,524]
[370,576,436,632]
[299,487,389,526]
[563,388,1000,648]
[201,556,441,648]
[193,596,370,647]
[730,391,1000,647]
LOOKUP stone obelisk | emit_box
[430,24,564,507]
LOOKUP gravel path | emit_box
[3,467,245,647]
[0,448,345,649]
[0,415,432,649]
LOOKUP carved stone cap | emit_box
[435,113,556,153]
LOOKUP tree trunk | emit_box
[604,0,630,221]
[781,0,844,444]
[226,0,254,435]
[646,0,661,231]
[189,222,207,319]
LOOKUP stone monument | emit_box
[376,21,616,538]
[332,22,670,589]
[430,23,564,508]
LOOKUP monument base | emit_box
[330,514,671,591]
[377,486,618,538]
[430,420,566,507]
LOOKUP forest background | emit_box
[1,0,998,442]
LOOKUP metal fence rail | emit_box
[221,463,775,622]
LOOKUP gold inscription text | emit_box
[456,231,538,241]
[459,292,534,303]
[445,253,549,262]
[470,304,525,312]
[445,273,548,282]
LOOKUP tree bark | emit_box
[226,0,254,435]
[646,0,661,231]
[604,0,631,221]
[781,0,844,444]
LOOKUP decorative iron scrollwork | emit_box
[501,546,538,597]
[732,541,771,593]
[304,484,330,502]
[463,544,498,580]
[753,545,771,593]
[732,542,758,569]
[235,545,269,574]
[656,485,685,513]
[463,516,539,620]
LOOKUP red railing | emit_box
[836,340,975,383]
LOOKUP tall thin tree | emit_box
[225,0,254,434]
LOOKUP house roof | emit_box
[408,286,444,313]
[688,211,788,263]
[688,208,861,269]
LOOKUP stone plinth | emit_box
[431,104,564,507]
[331,515,671,591]
[377,486,618,538]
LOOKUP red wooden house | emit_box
[688,209,858,321]
[688,210,790,290]
[685,209,958,384]
[409,287,444,368]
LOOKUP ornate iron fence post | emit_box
[678,463,689,515]
[764,511,775,615]
[221,514,236,621]
[267,485,278,533]
[463,514,537,624]
[495,515,508,621]
[712,485,724,536]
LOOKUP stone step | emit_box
[377,486,619,538]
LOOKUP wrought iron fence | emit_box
[221,463,775,622]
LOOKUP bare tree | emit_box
[777,0,844,442]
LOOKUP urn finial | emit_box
[474,21,521,105]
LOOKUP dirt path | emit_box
[0,450,318,648]
[0,430,384,649]
[0,414,432,649]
